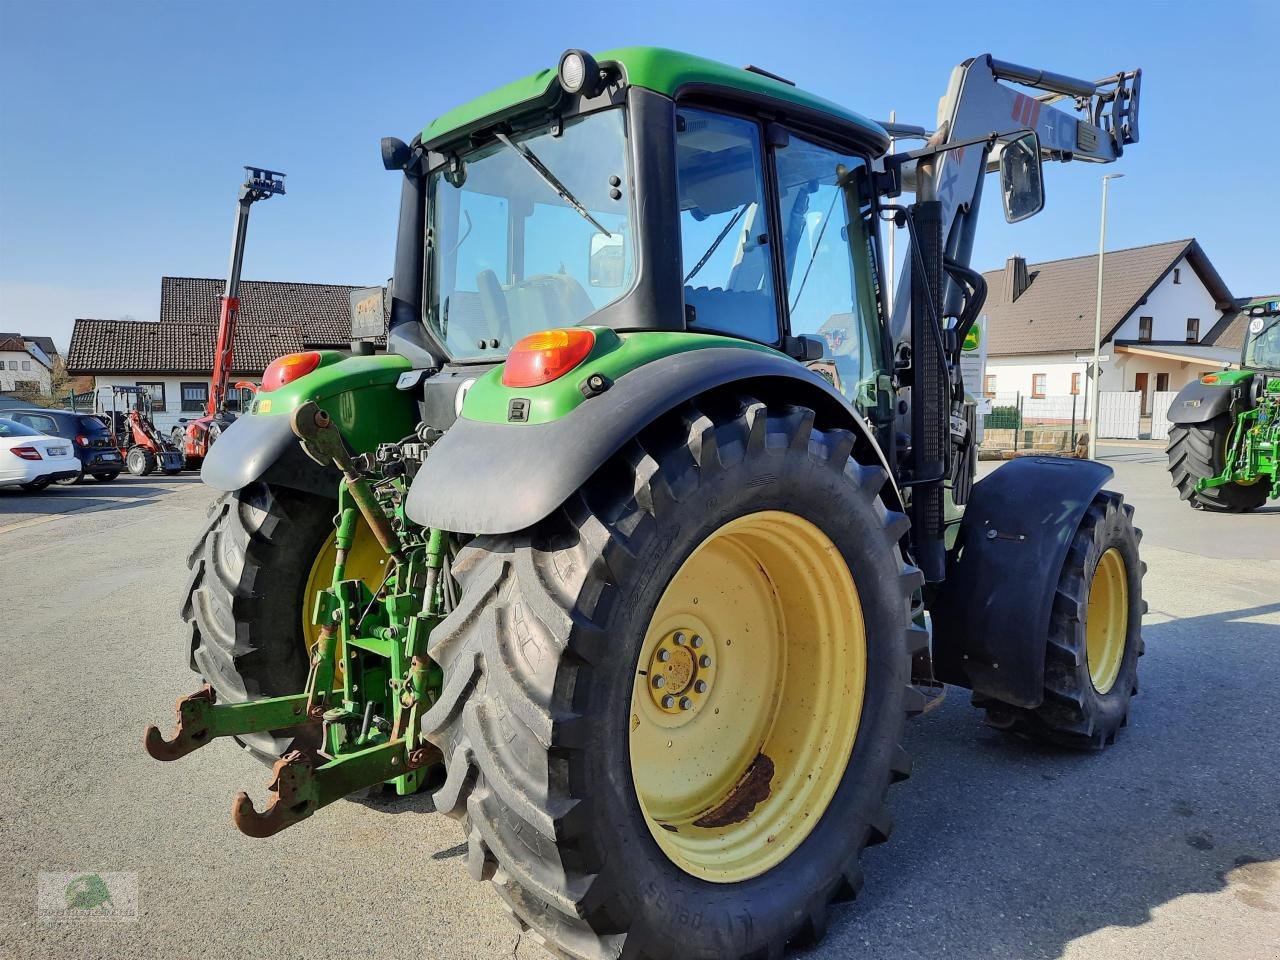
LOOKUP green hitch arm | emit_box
[231,737,433,838]
[143,686,312,761]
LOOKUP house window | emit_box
[1186,318,1200,343]
[1138,316,1153,342]
[1031,373,1047,398]
[136,382,167,412]
[1071,372,1082,395]
[6,360,15,370]
[20,360,31,370]
[1156,372,1169,392]
[1173,267,1181,284]
[181,382,209,412]
[983,374,997,397]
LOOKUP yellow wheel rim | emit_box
[628,510,866,884]
[1085,547,1129,694]
[301,517,388,664]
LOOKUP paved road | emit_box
[1,458,1277,960]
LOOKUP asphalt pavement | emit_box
[1,454,1276,960]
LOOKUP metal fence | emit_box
[982,392,1088,453]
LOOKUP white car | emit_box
[0,416,83,491]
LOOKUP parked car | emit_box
[6,408,123,483]
[0,416,82,491]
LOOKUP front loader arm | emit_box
[888,54,1141,341]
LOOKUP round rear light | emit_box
[261,351,323,392]
[75,434,89,446]
[501,329,596,388]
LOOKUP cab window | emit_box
[676,109,779,343]
[775,135,884,411]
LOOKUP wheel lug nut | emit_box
[695,680,708,694]
[699,655,711,668]
[657,649,670,662]
[653,675,666,689]
[692,635,704,648]
[679,697,693,711]
[662,695,676,709]
[673,632,685,645]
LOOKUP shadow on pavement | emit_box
[794,601,1280,959]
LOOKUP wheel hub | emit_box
[645,630,715,718]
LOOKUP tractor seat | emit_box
[683,286,778,342]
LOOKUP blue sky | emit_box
[1,0,1276,350]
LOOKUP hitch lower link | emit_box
[143,402,444,837]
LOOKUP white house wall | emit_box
[89,375,242,435]
[0,349,52,394]
[985,353,1088,398]
[1111,255,1221,343]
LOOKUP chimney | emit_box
[1003,255,1030,302]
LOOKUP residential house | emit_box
[981,239,1240,416]
[66,277,366,434]
[0,332,57,396]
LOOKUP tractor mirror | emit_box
[588,232,625,287]
[999,131,1044,223]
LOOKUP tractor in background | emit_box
[144,47,1147,959]
[102,385,183,476]
[1167,296,1280,510]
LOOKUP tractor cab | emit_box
[1243,298,1280,372]
[393,49,897,417]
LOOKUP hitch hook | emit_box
[143,684,217,761]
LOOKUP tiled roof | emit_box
[67,276,376,375]
[1204,295,1280,351]
[981,239,1235,356]
[160,277,362,345]
[0,333,25,352]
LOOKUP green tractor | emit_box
[1167,297,1280,511]
[145,48,1147,958]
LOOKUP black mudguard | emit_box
[200,412,340,499]
[1166,378,1233,425]
[406,347,894,535]
[930,456,1114,708]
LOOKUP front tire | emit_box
[424,396,925,959]
[982,491,1145,749]
[1166,416,1266,512]
[54,466,84,486]
[126,447,156,476]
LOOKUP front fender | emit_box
[929,456,1114,708]
[201,352,418,497]
[406,345,893,535]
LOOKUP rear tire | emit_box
[127,447,156,476]
[20,478,51,492]
[982,491,1146,750]
[92,472,120,483]
[424,396,925,959]
[181,482,333,762]
[1166,417,1267,512]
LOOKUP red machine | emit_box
[178,166,285,468]
[104,385,184,476]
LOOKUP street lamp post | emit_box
[1088,172,1125,461]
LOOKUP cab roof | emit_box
[421,46,889,153]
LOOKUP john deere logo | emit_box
[962,327,981,351]
[39,871,138,922]
[65,875,112,911]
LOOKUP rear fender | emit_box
[1167,376,1236,425]
[406,338,895,535]
[930,456,1114,708]
[201,352,418,498]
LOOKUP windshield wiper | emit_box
[683,203,748,284]
[494,132,612,237]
